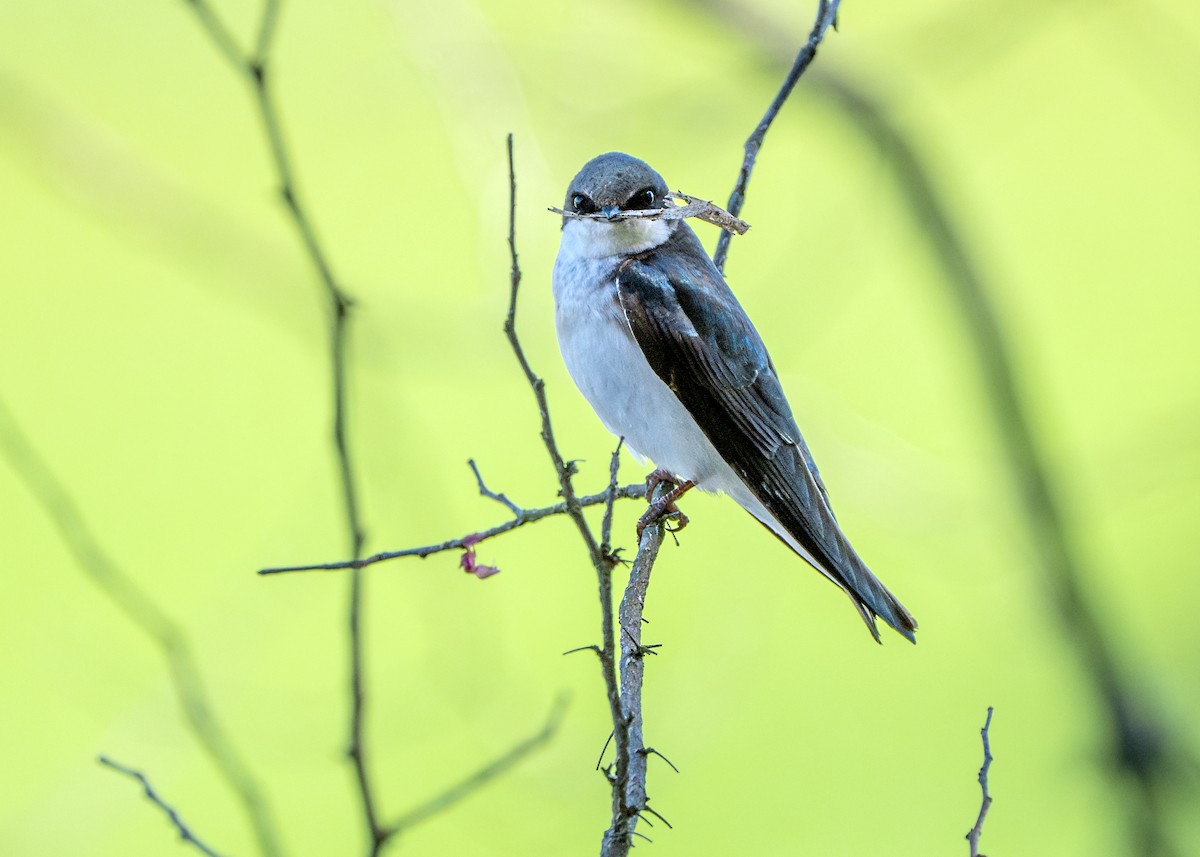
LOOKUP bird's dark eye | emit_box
[572,193,598,214]
[625,187,656,210]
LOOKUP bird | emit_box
[551,152,917,643]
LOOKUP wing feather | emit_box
[616,231,916,642]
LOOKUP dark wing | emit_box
[616,232,916,642]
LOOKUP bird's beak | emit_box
[601,204,620,221]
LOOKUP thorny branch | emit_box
[713,0,841,273]
[0,399,283,857]
[179,0,383,849]
[966,708,994,857]
[99,756,228,857]
[507,134,673,857]
[601,481,674,855]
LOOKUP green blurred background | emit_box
[2,0,1197,854]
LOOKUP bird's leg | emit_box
[637,469,695,539]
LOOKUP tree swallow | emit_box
[551,152,917,643]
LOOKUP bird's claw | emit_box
[636,472,695,540]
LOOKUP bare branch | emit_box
[505,135,605,567]
[712,0,841,273]
[966,707,995,857]
[258,482,647,575]
[384,695,569,836]
[0,399,283,857]
[180,1,381,849]
[99,756,227,857]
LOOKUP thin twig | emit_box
[504,134,604,566]
[0,400,282,857]
[966,707,995,857]
[600,440,625,557]
[182,0,244,69]
[99,756,228,857]
[549,192,749,235]
[181,1,380,850]
[258,482,648,575]
[712,0,841,273]
[383,695,570,836]
[467,458,524,517]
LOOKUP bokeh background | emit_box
[2,1,1197,855]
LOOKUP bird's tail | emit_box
[838,555,918,644]
[785,521,917,643]
[739,489,918,643]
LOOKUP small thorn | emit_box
[640,746,680,773]
[595,731,615,770]
[642,805,672,829]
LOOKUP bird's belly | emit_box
[555,303,729,486]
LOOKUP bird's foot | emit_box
[644,468,676,498]
[637,471,695,540]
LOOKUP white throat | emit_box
[558,216,675,260]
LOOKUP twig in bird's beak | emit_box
[549,191,750,236]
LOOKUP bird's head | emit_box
[560,152,674,257]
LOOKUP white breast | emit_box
[551,220,731,486]
[550,219,826,571]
